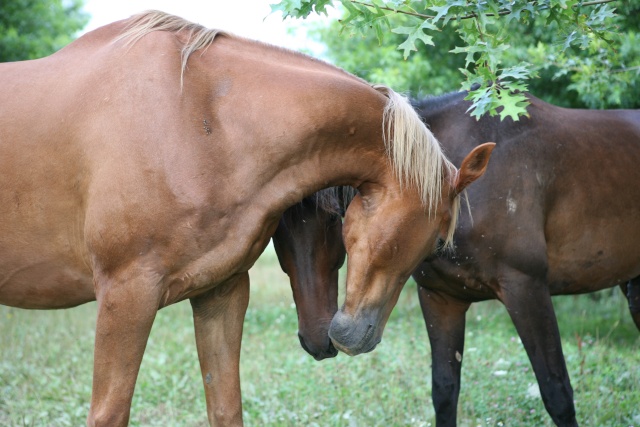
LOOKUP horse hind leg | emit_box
[621,278,640,332]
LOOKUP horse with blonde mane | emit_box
[0,11,493,426]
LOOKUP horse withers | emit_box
[0,11,493,426]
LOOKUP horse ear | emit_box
[454,142,496,195]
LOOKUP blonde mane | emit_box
[374,85,460,249]
[114,10,225,86]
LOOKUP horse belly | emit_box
[0,258,94,309]
[0,163,94,309]
[546,218,640,294]
[544,117,640,293]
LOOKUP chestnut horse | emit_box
[287,91,639,426]
[0,11,494,426]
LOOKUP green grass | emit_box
[1,246,638,426]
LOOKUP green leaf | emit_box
[451,44,485,68]
[338,0,361,26]
[497,91,530,121]
[270,0,333,19]
[587,4,616,26]
[498,62,533,81]
[270,0,304,18]
[428,0,466,26]
[464,86,496,120]
[392,21,436,59]
[429,4,452,23]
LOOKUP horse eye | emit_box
[434,238,447,255]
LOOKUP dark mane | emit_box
[411,83,485,117]
[282,187,356,221]
[411,89,469,114]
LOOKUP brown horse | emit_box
[272,188,347,360]
[286,90,640,426]
[411,91,640,427]
[0,11,494,426]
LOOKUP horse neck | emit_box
[181,35,396,217]
[413,93,474,162]
[260,133,391,216]
[416,92,519,165]
[412,90,469,117]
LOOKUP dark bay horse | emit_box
[411,91,640,427]
[287,91,639,426]
[0,11,494,426]
[273,188,347,360]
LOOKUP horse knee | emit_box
[210,404,242,426]
[549,407,578,427]
[86,409,129,427]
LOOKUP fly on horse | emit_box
[285,89,640,426]
[0,11,494,426]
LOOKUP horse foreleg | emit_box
[418,286,469,427]
[621,279,640,331]
[87,273,161,427]
[499,270,577,427]
[190,273,249,427]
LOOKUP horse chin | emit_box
[313,341,339,361]
[298,333,339,361]
[330,337,380,356]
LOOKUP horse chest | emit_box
[156,216,277,306]
[417,256,498,301]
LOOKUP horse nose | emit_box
[328,310,357,354]
[298,332,338,361]
[328,310,379,356]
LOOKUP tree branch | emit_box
[348,0,619,22]
[350,0,434,19]
[575,0,617,8]
[612,65,640,74]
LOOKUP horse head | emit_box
[329,87,496,355]
[273,189,348,360]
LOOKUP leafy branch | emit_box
[348,0,617,20]
[271,0,622,120]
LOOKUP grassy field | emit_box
[1,246,638,427]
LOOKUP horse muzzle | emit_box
[328,310,381,356]
[298,332,338,361]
